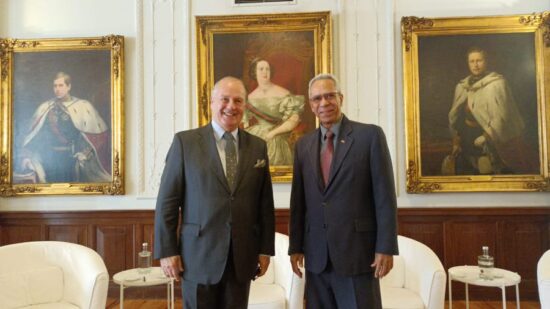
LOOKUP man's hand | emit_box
[290,253,304,278]
[370,253,393,278]
[160,255,184,282]
[256,255,271,279]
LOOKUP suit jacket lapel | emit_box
[326,116,353,189]
[199,124,231,193]
[306,129,324,192]
[234,129,252,193]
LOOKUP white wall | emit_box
[0,0,142,210]
[0,0,547,211]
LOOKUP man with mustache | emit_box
[289,73,398,308]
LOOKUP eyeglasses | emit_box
[309,92,341,104]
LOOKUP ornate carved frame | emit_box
[402,13,550,193]
[0,36,125,196]
[196,11,332,182]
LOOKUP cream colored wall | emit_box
[0,0,548,211]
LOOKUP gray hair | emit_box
[308,73,341,97]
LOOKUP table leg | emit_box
[515,284,520,309]
[170,280,175,309]
[465,283,469,309]
[448,275,453,309]
[166,282,169,308]
[119,283,124,309]
[501,286,506,309]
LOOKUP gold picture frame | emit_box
[196,11,332,182]
[0,35,125,196]
[402,13,550,193]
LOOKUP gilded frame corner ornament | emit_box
[0,35,125,196]
[196,11,332,182]
[402,13,550,193]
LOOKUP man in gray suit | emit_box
[289,74,398,308]
[154,76,275,309]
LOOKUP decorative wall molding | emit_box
[137,0,145,194]
[140,0,181,197]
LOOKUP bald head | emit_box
[210,76,247,132]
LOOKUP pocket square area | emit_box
[254,159,266,168]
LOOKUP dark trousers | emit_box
[182,246,251,309]
[305,259,382,309]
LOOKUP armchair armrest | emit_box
[399,236,446,309]
[273,233,305,309]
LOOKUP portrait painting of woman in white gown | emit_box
[243,58,304,166]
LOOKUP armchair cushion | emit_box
[381,236,446,309]
[248,233,305,309]
[248,283,286,309]
[0,266,64,308]
[381,286,425,309]
[0,241,108,309]
[20,303,78,309]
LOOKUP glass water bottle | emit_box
[138,242,152,275]
[478,246,494,280]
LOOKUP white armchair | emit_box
[538,250,550,309]
[381,235,446,309]
[248,232,305,309]
[0,241,109,309]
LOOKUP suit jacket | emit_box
[289,115,398,276]
[154,123,275,284]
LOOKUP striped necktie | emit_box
[223,132,237,190]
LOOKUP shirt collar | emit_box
[320,116,343,140]
[211,121,239,142]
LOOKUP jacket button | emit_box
[323,224,327,229]
[322,202,327,207]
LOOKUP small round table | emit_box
[113,267,174,309]
[448,265,521,309]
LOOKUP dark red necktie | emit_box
[321,130,334,186]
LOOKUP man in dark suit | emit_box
[289,73,398,308]
[154,76,275,309]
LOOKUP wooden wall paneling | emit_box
[446,221,500,299]
[397,207,550,301]
[0,225,44,245]
[47,224,87,245]
[498,220,547,299]
[398,221,444,263]
[95,224,135,276]
[275,209,289,235]
[446,221,498,267]
[0,208,548,301]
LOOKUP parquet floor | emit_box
[105,299,541,308]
